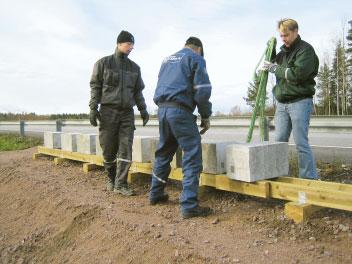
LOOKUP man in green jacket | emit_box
[89,30,149,195]
[263,18,319,179]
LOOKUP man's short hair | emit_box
[278,18,298,32]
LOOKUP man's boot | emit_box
[106,166,116,191]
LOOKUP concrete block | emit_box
[150,137,182,168]
[150,138,160,166]
[226,142,289,182]
[44,132,62,149]
[76,134,97,155]
[201,140,238,174]
[61,133,78,152]
[95,135,103,157]
[132,136,159,162]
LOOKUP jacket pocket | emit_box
[124,71,138,88]
[103,69,119,86]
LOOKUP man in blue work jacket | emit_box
[150,37,213,219]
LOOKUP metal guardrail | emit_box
[1,116,352,136]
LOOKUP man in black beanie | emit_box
[89,30,149,195]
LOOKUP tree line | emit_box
[0,112,89,121]
[244,19,352,116]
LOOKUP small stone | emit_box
[204,240,210,244]
[175,249,180,257]
[154,233,161,239]
[309,236,316,241]
[339,224,349,232]
[212,218,219,224]
[264,250,269,255]
[232,258,240,263]
[308,245,315,251]
[169,230,176,236]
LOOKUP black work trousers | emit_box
[99,105,135,186]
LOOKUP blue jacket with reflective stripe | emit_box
[153,47,212,118]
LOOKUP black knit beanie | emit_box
[117,30,135,44]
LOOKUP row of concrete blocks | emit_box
[44,132,289,182]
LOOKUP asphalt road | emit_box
[1,124,352,147]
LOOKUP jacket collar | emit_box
[280,34,301,52]
[114,47,127,60]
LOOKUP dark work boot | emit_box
[150,193,169,205]
[106,166,116,192]
[114,183,135,196]
[181,206,213,219]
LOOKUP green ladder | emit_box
[246,37,277,143]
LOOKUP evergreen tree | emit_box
[316,63,331,115]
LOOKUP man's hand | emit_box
[261,60,278,73]
[89,109,101,127]
[140,110,149,126]
[199,118,210,135]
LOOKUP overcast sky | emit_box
[1,0,351,114]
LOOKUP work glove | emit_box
[199,118,210,135]
[140,109,149,126]
[89,109,101,127]
[261,60,278,73]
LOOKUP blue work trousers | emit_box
[150,107,202,212]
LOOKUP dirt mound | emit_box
[0,148,352,263]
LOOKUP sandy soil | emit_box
[0,147,352,264]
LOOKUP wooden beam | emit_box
[83,163,101,173]
[200,173,216,187]
[130,162,152,174]
[284,202,322,223]
[32,153,46,160]
[37,146,104,166]
[269,181,352,211]
[215,175,270,198]
[274,176,352,192]
[54,157,66,165]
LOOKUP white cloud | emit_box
[1,0,352,114]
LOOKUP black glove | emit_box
[89,109,101,127]
[199,118,210,135]
[140,110,149,126]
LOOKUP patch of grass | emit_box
[0,134,42,151]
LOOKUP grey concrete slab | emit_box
[132,136,159,162]
[201,140,238,174]
[149,137,182,168]
[95,135,103,157]
[61,133,78,152]
[76,134,97,155]
[44,132,62,149]
[226,142,289,182]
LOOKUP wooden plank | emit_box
[129,162,152,174]
[200,173,216,187]
[83,163,101,173]
[215,175,270,198]
[32,153,46,160]
[169,168,183,181]
[38,146,104,165]
[270,181,352,211]
[274,176,352,193]
[284,202,322,223]
[54,157,66,165]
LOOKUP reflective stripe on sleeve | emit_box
[193,84,212,90]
